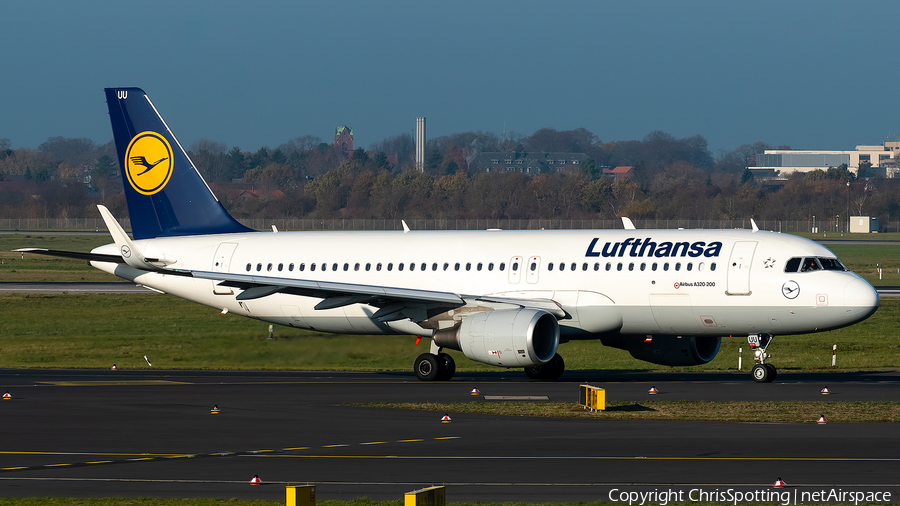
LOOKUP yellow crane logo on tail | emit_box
[124,131,173,195]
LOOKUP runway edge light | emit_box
[470,387,480,395]
[249,474,262,485]
[440,414,451,423]
[821,387,830,394]
[110,364,117,370]
[2,391,10,400]
[648,386,659,394]
[773,477,786,488]
[211,405,220,414]
[817,415,827,424]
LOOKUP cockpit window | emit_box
[818,257,847,271]
[785,257,801,273]
[800,257,821,272]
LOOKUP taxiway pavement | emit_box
[1,369,898,501]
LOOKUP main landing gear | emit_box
[524,353,565,380]
[414,341,456,381]
[748,333,777,383]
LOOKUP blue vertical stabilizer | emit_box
[105,87,253,239]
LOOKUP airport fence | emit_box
[3,217,900,233]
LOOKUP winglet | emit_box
[621,217,636,230]
[97,205,164,271]
[402,220,410,233]
[751,219,759,232]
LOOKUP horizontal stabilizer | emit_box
[13,248,124,263]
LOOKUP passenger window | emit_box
[500,263,506,271]
[365,263,371,271]
[617,263,623,271]
[698,262,704,271]
[785,257,801,272]
[332,263,338,271]
[466,263,472,271]
[376,263,382,271]
[246,263,251,272]
[640,263,646,271]
[605,262,611,271]
[354,263,360,271]
[289,263,294,271]
[408,263,414,271]
[687,263,693,271]
[570,262,576,271]
[421,263,427,271]
[582,263,588,271]
[548,263,554,271]
[432,263,438,271]
[343,263,349,271]
[675,263,681,271]
[513,262,519,270]
[311,263,316,271]
[628,263,634,271]
[387,263,393,271]
[278,263,283,271]
[594,262,600,271]
[530,262,536,271]
[443,262,449,271]
[652,263,657,271]
[488,262,494,271]
[711,262,717,271]
[300,263,306,272]
[256,263,262,271]
[477,263,483,271]
[398,263,404,271]
[455,263,460,271]
[664,263,669,271]
[559,263,565,271]
[267,263,273,272]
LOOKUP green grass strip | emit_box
[357,400,900,423]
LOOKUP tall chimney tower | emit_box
[415,117,426,172]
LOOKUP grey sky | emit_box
[2,1,897,156]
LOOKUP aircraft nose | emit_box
[843,277,879,321]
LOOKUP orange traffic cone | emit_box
[648,386,659,394]
[211,405,220,415]
[817,415,827,424]
[821,387,830,395]
[2,391,10,400]
[111,364,117,370]
[249,474,262,485]
[773,477,786,488]
[470,388,480,396]
[440,414,451,423]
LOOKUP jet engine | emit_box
[603,335,721,366]
[433,308,559,367]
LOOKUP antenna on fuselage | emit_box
[402,220,410,233]
[750,219,759,232]
[621,217,636,230]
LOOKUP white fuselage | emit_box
[90,228,879,339]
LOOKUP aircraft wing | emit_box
[183,269,465,322]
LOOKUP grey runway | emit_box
[1,369,899,501]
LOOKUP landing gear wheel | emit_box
[524,353,565,380]
[414,353,440,381]
[437,353,456,381]
[751,363,770,383]
[764,363,777,382]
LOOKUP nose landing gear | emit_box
[748,333,777,383]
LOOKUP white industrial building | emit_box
[753,141,900,177]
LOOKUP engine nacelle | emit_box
[616,335,721,366]
[433,309,559,367]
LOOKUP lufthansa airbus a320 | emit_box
[16,88,880,382]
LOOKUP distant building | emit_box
[469,152,588,173]
[601,166,633,180]
[334,125,353,161]
[754,141,900,177]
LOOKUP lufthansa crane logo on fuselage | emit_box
[124,131,173,195]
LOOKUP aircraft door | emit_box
[726,241,757,295]
[212,242,239,295]
[526,256,541,284]
[508,256,523,284]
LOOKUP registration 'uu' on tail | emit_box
[105,88,252,240]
